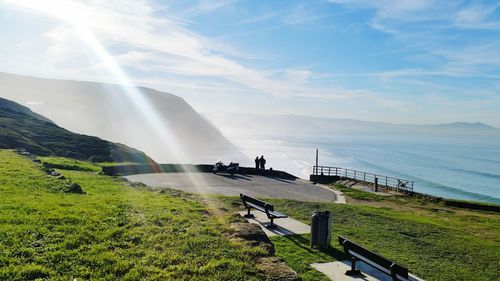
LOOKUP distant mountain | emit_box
[0,72,242,164]
[0,98,155,163]
[205,112,500,138]
[430,122,497,130]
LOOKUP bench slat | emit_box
[240,193,288,224]
[339,236,409,279]
[267,210,287,218]
[246,202,266,212]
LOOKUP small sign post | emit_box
[314,149,319,183]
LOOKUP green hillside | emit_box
[0,98,154,163]
[0,150,261,280]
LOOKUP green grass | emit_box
[215,190,500,281]
[0,150,262,280]
[3,149,499,281]
[38,156,137,173]
[38,156,102,172]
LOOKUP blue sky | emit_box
[1,0,500,126]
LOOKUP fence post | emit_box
[375,177,378,192]
[354,171,356,180]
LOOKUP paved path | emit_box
[125,172,338,202]
[238,211,310,237]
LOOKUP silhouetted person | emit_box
[255,156,259,170]
[259,155,266,170]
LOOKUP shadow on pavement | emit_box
[217,173,253,181]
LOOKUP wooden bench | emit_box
[240,193,287,228]
[338,236,410,281]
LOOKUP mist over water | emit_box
[207,112,500,204]
[228,134,500,204]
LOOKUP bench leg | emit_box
[243,208,255,218]
[345,256,362,276]
[390,264,400,281]
[266,217,277,228]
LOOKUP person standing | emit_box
[255,156,259,170]
[260,155,266,170]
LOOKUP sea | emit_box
[231,134,500,204]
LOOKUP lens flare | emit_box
[8,0,224,213]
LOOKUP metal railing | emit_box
[313,165,414,192]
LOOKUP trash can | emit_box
[310,211,332,249]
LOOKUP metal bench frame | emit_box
[240,193,287,227]
[338,236,410,281]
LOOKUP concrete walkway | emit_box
[238,211,310,237]
[125,172,339,202]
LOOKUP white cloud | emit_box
[4,0,358,101]
[328,0,500,79]
[178,0,236,18]
[3,0,499,126]
[454,2,500,29]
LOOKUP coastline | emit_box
[224,135,500,205]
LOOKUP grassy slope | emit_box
[38,156,135,173]
[0,107,153,163]
[215,185,500,281]
[0,150,261,281]
[270,186,500,281]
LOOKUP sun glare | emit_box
[7,0,215,193]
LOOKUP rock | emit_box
[115,177,129,182]
[64,183,85,194]
[33,159,42,164]
[256,257,298,281]
[228,216,297,281]
[57,175,66,180]
[230,221,275,255]
[42,162,52,169]
[129,181,147,188]
[50,171,61,176]
[45,168,55,174]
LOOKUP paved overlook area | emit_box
[125,172,338,202]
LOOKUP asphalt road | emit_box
[125,172,337,202]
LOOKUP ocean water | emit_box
[232,134,500,204]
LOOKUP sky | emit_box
[1,0,500,126]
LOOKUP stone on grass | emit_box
[129,181,147,188]
[227,214,297,281]
[65,183,85,194]
[256,257,298,281]
[45,168,55,174]
[230,221,274,255]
